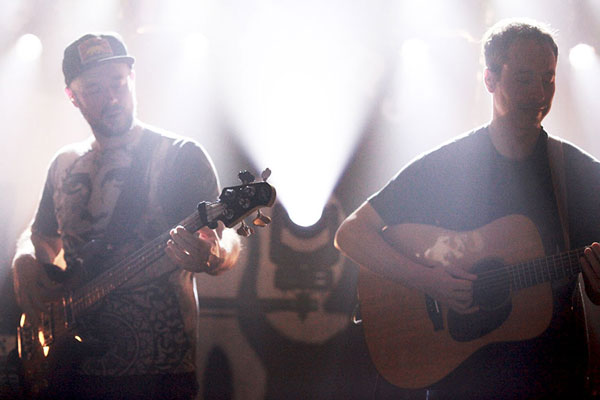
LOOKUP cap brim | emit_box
[80,55,135,73]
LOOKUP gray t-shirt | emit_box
[32,126,219,376]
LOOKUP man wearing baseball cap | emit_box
[12,32,240,399]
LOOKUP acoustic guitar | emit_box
[358,214,586,389]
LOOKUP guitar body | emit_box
[358,214,554,389]
[18,302,88,398]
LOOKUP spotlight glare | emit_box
[401,38,430,72]
[15,33,43,62]
[221,19,382,229]
[569,43,596,70]
[183,32,209,64]
[285,199,324,228]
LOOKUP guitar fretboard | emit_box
[69,204,223,318]
[477,247,586,292]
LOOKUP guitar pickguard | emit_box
[447,257,513,342]
[447,303,512,342]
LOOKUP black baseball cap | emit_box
[62,32,135,86]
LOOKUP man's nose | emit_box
[106,87,120,103]
[530,77,548,103]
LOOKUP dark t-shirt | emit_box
[369,127,600,399]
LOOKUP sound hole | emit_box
[448,258,512,342]
[473,258,511,311]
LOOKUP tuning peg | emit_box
[238,170,255,185]
[253,210,271,227]
[261,168,271,182]
[236,221,254,237]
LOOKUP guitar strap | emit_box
[548,134,600,392]
[547,135,570,250]
[104,129,161,244]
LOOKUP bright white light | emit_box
[183,32,209,64]
[15,34,43,62]
[569,43,596,70]
[401,38,430,73]
[216,4,384,227]
[180,32,210,85]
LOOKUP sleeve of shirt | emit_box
[368,156,437,226]
[159,139,221,226]
[31,162,60,237]
[367,129,487,229]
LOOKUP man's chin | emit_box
[94,118,134,138]
[95,126,129,138]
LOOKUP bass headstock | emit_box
[198,169,276,236]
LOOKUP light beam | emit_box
[213,2,385,226]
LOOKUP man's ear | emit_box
[484,68,498,93]
[64,87,80,108]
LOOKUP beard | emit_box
[87,104,135,138]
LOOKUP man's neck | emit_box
[93,122,143,151]
[488,120,541,160]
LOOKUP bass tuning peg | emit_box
[261,168,271,182]
[236,221,254,237]
[253,210,271,227]
[238,170,255,185]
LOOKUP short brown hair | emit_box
[482,18,558,73]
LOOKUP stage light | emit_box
[569,43,596,71]
[183,32,209,63]
[215,3,385,227]
[401,38,430,73]
[15,33,43,62]
[180,31,210,85]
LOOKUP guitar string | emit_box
[470,248,585,292]
[71,220,195,313]
[70,181,274,315]
[475,251,582,290]
[70,204,223,315]
[39,182,273,345]
[35,210,212,352]
[482,251,582,289]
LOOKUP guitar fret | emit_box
[501,247,586,293]
[543,258,551,282]
[555,254,564,280]
[509,264,522,291]
[71,234,177,318]
[509,265,516,289]
[536,258,545,284]
[63,182,275,321]
[553,257,560,279]
[530,260,537,286]
[557,254,565,279]
[525,262,532,287]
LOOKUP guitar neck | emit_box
[481,247,586,292]
[61,177,275,320]
[69,209,211,318]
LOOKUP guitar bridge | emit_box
[425,295,444,331]
[63,293,76,328]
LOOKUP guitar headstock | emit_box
[198,169,276,236]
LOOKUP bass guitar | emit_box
[17,170,276,398]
